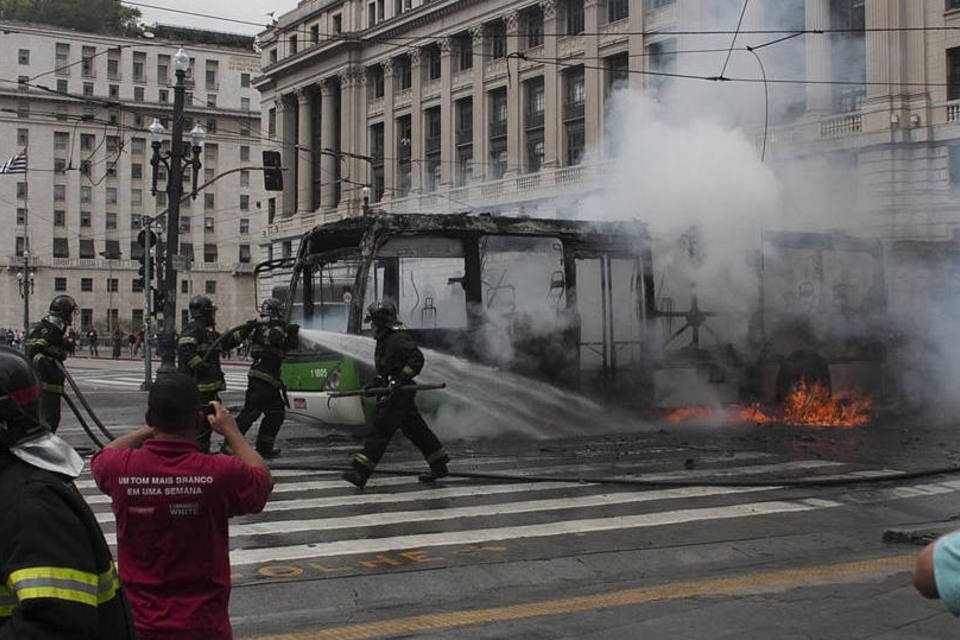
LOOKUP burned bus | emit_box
[257,212,658,426]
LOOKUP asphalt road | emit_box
[57,356,960,639]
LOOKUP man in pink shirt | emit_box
[92,372,273,640]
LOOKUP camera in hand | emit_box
[198,403,216,419]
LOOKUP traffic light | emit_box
[135,252,154,290]
[263,150,283,191]
[150,287,165,316]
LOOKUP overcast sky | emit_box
[131,1,300,36]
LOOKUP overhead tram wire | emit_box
[718,0,750,79]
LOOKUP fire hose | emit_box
[57,361,116,445]
[326,383,447,408]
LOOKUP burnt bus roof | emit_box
[302,212,651,256]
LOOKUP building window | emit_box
[311,24,320,44]
[79,239,95,259]
[80,211,92,227]
[81,278,93,292]
[949,145,960,196]
[456,32,473,71]
[55,43,69,74]
[647,38,677,91]
[240,170,250,187]
[159,89,169,103]
[396,55,412,90]
[17,101,29,118]
[646,0,675,7]
[490,87,508,138]
[82,46,95,77]
[53,238,69,258]
[17,128,28,146]
[527,138,545,173]
[54,185,66,202]
[203,244,218,263]
[566,122,585,166]
[333,14,342,32]
[133,51,146,82]
[425,44,442,80]
[180,216,191,232]
[206,93,217,108]
[181,279,190,294]
[205,280,216,294]
[180,243,193,262]
[240,195,250,210]
[106,212,117,229]
[54,131,69,150]
[54,277,67,292]
[204,193,215,210]
[107,279,118,293]
[268,108,277,137]
[368,65,385,98]
[566,0,585,35]
[205,60,218,90]
[524,6,544,48]
[17,182,27,199]
[605,52,630,96]
[948,47,960,101]
[397,114,412,196]
[16,208,26,225]
[107,55,120,80]
[18,49,29,65]
[204,216,215,231]
[106,187,117,204]
[241,72,250,87]
[239,244,251,263]
[54,210,66,227]
[239,218,250,234]
[134,86,144,102]
[608,0,628,22]
[488,20,507,60]
[56,79,67,94]
[240,145,250,161]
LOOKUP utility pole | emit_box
[148,47,204,375]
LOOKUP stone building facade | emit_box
[254,0,960,265]
[0,22,265,335]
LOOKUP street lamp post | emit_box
[148,47,204,374]
[17,250,34,334]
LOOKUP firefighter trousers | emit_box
[358,391,443,467]
[39,388,62,432]
[196,390,221,453]
[235,377,286,453]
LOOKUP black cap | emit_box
[147,373,200,433]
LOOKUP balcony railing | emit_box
[456,127,473,145]
[563,102,585,121]
[425,135,441,153]
[489,120,507,138]
[948,100,960,123]
[820,113,862,138]
[525,111,545,129]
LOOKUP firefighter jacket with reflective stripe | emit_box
[245,320,297,387]
[374,329,424,382]
[0,452,137,639]
[24,318,72,394]
[178,320,242,394]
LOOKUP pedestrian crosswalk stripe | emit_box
[226,498,838,567]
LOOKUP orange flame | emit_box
[655,379,872,427]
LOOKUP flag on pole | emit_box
[0,148,27,174]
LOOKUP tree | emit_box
[0,0,142,36]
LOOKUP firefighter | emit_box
[177,295,240,452]
[228,298,299,458]
[25,294,78,432]
[0,346,138,637]
[342,301,449,489]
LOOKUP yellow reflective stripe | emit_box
[31,353,46,365]
[9,566,100,608]
[249,369,282,387]
[40,382,63,393]
[353,453,375,469]
[97,565,119,604]
[27,338,49,348]
[198,381,224,392]
[186,355,204,368]
[426,448,448,463]
[0,584,15,617]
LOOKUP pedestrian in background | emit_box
[0,346,137,638]
[86,327,99,358]
[342,301,449,489]
[91,373,272,640]
[112,326,124,359]
[25,295,78,432]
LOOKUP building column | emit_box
[439,37,455,187]
[471,26,488,183]
[542,0,561,169]
[296,87,314,215]
[584,0,602,151]
[319,79,338,212]
[504,13,522,177]
[338,68,358,212]
[382,60,396,197]
[410,48,423,195]
[277,95,297,217]
[804,0,832,115]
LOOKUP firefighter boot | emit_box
[418,452,450,483]
[341,455,374,489]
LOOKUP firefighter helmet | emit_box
[48,295,78,324]
[188,295,216,322]
[364,301,398,326]
[0,346,44,449]
[259,297,284,320]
